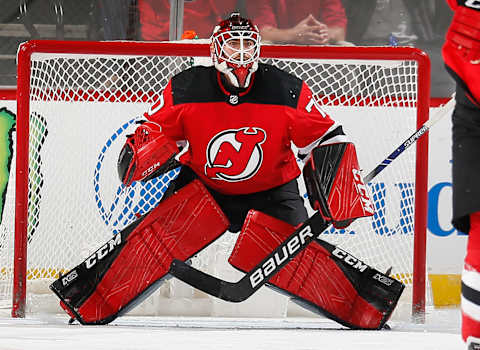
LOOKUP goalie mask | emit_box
[211,13,261,88]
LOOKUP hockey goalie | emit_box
[50,13,404,329]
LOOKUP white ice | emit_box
[0,307,466,350]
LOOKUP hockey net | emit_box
[1,41,430,322]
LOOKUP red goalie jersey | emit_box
[145,63,338,195]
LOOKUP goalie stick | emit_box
[169,97,456,302]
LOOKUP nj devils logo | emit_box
[205,127,266,181]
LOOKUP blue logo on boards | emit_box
[428,182,466,237]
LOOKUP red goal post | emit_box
[10,40,430,322]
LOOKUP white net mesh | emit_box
[1,43,429,320]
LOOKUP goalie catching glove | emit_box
[303,142,375,228]
[117,121,179,186]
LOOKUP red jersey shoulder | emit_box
[144,81,173,120]
[297,83,329,118]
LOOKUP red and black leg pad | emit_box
[229,210,404,330]
[49,180,229,325]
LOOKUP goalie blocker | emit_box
[303,142,375,228]
[229,210,404,329]
[49,180,229,324]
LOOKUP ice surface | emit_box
[0,307,465,350]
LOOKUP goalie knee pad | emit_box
[303,142,374,229]
[229,210,404,330]
[50,180,229,324]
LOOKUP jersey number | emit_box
[305,97,327,118]
[147,94,165,116]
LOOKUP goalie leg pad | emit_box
[229,210,404,330]
[50,180,229,324]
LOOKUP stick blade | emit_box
[169,259,254,302]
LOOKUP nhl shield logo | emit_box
[229,95,239,105]
[205,127,266,182]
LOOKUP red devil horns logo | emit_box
[205,127,266,181]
